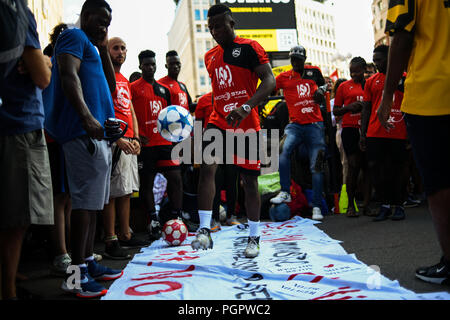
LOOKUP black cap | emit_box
[289,45,307,59]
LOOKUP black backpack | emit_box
[0,0,28,80]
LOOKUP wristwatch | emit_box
[241,104,252,113]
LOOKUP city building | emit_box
[296,0,340,78]
[168,0,216,99]
[27,0,64,49]
[168,0,343,98]
[371,0,390,46]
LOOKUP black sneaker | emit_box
[119,234,151,249]
[148,219,162,241]
[103,240,131,260]
[391,206,406,221]
[415,257,450,285]
[191,228,213,250]
[373,206,392,222]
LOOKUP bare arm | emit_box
[378,30,414,129]
[333,101,362,117]
[130,102,141,155]
[57,53,104,140]
[359,101,372,152]
[226,63,276,128]
[98,45,116,93]
[21,47,52,89]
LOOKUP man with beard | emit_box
[102,37,149,261]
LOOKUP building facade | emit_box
[372,0,390,46]
[168,0,215,99]
[168,0,343,98]
[27,0,64,49]
[296,0,339,78]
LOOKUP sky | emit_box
[63,0,375,79]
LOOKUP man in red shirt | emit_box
[360,45,408,222]
[102,37,149,260]
[333,57,371,218]
[158,51,194,113]
[190,4,276,258]
[270,45,327,222]
[131,50,183,241]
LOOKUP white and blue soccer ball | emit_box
[157,105,194,143]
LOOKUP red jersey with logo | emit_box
[195,92,213,129]
[130,78,172,147]
[364,73,407,140]
[112,72,134,138]
[158,76,192,112]
[205,36,270,132]
[276,70,323,125]
[334,79,364,128]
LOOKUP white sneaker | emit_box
[244,236,260,258]
[51,253,72,275]
[270,191,292,204]
[93,253,103,262]
[312,207,324,221]
[191,228,213,250]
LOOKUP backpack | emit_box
[0,0,28,79]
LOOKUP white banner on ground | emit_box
[103,217,450,300]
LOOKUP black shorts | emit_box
[405,114,450,196]
[341,127,361,157]
[139,145,181,173]
[203,123,261,177]
[366,137,408,164]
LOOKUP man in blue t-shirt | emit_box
[0,8,53,300]
[43,0,123,299]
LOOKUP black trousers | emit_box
[366,137,408,206]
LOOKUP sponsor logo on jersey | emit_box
[215,66,234,89]
[232,47,241,58]
[224,102,239,113]
[297,83,311,98]
[150,100,163,116]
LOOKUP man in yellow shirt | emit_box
[379,0,450,285]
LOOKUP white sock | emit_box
[248,220,260,238]
[85,256,95,262]
[198,210,212,230]
[382,204,391,209]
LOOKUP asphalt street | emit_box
[14,201,450,300]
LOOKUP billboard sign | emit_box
[217,0,298,52]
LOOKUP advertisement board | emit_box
[217,0,298,52]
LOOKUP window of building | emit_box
[205,40,212,51]
[195,9,201,21]
[200,75,206,86]
[196,24,202,33]
[198,58,205,69]
[203,9,208,20]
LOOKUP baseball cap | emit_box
[289,45,307,59]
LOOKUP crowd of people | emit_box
[0,0,448,300]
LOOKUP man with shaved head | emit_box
[102,37,149,261]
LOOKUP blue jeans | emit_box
[279,122,326,208]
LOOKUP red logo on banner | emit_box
[125,265,195,296]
